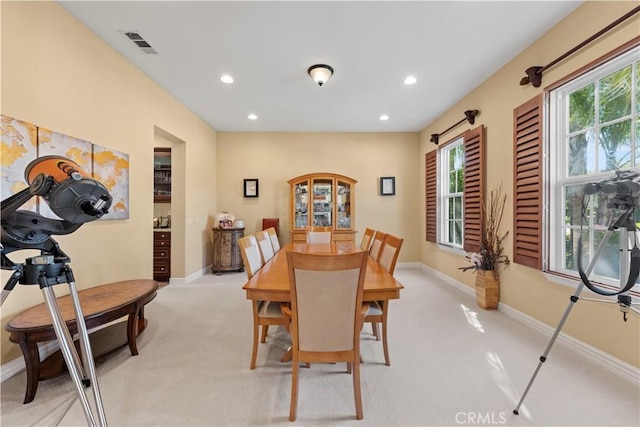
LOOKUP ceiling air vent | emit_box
[123,31,158,55]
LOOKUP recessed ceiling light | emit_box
[404,76,417,85]
[248,114,258,120]
[220,74,234,84]
[380,114,389,121]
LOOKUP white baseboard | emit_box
[169,265,211,285]
[420,264,640,384]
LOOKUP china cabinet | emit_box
[288,173,357,243]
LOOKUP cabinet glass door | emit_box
[336,180,352,229]
[312,178,333,227]
[294,181,309,229]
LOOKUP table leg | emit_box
[127,311,139,356]
[19,341,40,404]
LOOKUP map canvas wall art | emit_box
[1,115,129,220]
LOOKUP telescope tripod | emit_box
[1,256,107,427]
[513,208,640,416]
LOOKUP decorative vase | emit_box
[475,270,499,310]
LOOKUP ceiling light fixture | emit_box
[404,76,417,85]
[220,74,234,84]
[380,115,389,121]
[308,64,334,86]
[248,114,257,120]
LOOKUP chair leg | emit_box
[381,302,390,366]
[251,310,259,370]
[353,357,363,420]
[371,322,379,340]
[261,325,269,343]
[289,356,299,422]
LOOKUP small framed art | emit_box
[380,177,395,196]
[244,179,259,198]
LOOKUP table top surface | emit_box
[242,243,404,302]
[6,279,158,331]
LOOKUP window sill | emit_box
[436,243,465,256]
[544,271,639,299]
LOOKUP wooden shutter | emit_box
[425,151,437,242]
[463,125,485,252]
[513,95,543,269]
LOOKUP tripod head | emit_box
[1,156,112,282]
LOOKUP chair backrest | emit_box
[369,232,386,260]
[256,230,275,263]
[238,235,263,279]
[377,234,404,275]
[286,251,368,352]
[265,227,280,252]
[360,228,376,251]
[306,230,332,243]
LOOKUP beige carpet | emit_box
[1,268,638,426]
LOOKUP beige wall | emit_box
[420,1,640,367]
[1,2,217,364]
[216,132,421,261]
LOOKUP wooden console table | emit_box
[5,279,158,403]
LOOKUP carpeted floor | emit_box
[1,267,638,426]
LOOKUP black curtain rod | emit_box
[520,5,640,88]
[430,110,479,145]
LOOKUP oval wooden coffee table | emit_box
[5,279,158,403]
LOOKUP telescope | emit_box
[1,155,112,426]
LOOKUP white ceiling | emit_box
[58,1,582,132]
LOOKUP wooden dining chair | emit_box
[369,231,386,260]
[365,233,403,366]
[306,227,332,243]
[256,230,275,264]
[237,235,286,369]
[265,226,280,253]
[283,250,369,421]
[360,228,376,251]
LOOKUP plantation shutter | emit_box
[463,125,485,252]
[513,95,543,269]
[425,150,437,242]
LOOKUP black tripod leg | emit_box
[513,284,584,415]
[0,268,23,306]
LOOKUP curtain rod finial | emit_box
[464,110,479,125]
[521,66,544,87]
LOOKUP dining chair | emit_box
[256,230,275,264]
[369,231,386,260]
[306,228,332,243]
[283,250,369,421]
[265,226,280,253]
[360,228,376,251]
[237,235,286,369]
[365,233,403,366]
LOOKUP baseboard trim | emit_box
[420,264,639,384]
[169,265,211,285]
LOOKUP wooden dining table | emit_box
[242,242,404,363]
[242,242,404,303]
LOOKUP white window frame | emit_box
[548,46,640,290]
[438,137,464,249]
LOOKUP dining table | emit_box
[242,242,404,303]
[242,242,404,362]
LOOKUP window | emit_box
[548,46,640,289]
[439,137,465,247]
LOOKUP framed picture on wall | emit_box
[244,178,259,197]
[380,177,395,196]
